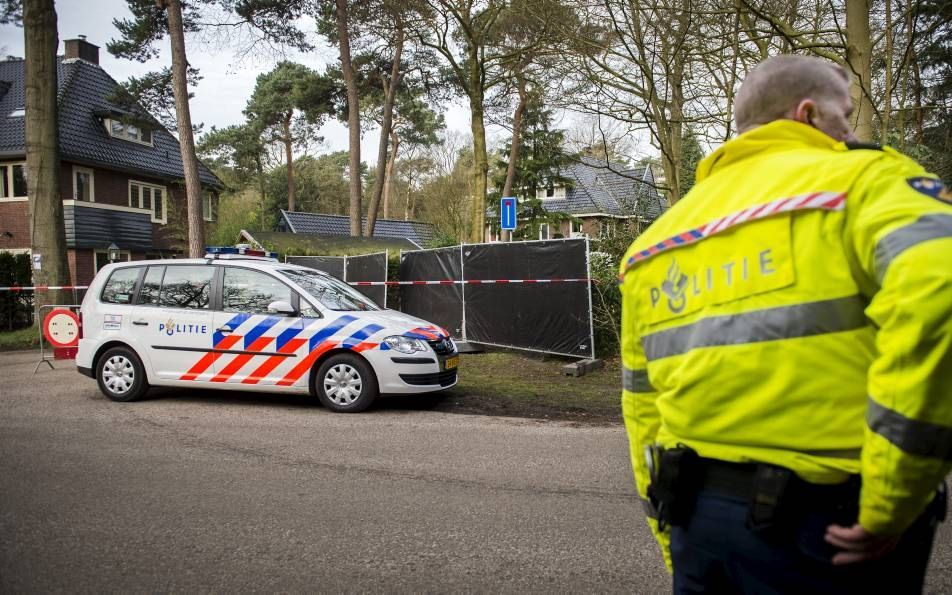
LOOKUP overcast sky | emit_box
[0,0,477,165]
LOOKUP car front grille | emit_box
[428,338,455,355]
[399,370,458,387]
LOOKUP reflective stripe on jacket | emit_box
[619,120,952,560]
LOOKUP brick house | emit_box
[486,156,668,241]
[0,37,222,285]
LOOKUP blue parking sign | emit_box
[500,197,517,230]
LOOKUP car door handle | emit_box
[132,320,148,326]
[217,325,233,333]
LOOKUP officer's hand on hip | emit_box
[824,523,900,565]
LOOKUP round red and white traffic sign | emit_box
[43,309,80,348]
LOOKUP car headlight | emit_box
[383,335,429,354]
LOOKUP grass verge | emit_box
[437,350,622,424]
[0,327,40,351]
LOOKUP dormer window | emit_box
[537,183,566,201]
[105,118,153,146]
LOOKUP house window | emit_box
[73,166,95,202]
[0,163,27,200]
[94,249,131,273]
[537,184,565,201]
[539,223,550,240]
[202,191,216,222]
[129,181,166,224]
[570,219,585,237]
[105,118,154,146]
[8,108,24,117]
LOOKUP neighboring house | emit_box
[0,37,222,284]
[277,210,437,249]
[486,155,668,242]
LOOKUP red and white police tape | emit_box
[348,278,593,286]
[0,278,594,291]
[0,285,89,291]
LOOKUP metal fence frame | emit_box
[400,238,595,359]
[285,252,389,307]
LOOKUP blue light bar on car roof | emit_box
[205,246,279,259]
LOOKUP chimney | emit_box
[64,36,98,65]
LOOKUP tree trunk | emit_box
[283,115,295,212]
[845,0,874,142]
[383,131,399,220]
[367,22,403,236]
[880,0,893,142]
[500,74,527,243]
[162,0,204,257]
[256,155,265,228]
[24,0,69,313]
[336,0,362,236]
[470,102,488,244]
[912,55,923,143]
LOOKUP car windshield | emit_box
[280,268,380,312]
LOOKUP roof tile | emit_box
[281,211,436,248]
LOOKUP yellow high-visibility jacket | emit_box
[619,120,952,564]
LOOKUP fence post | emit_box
[459,244,467,342]
[585,237,596,359]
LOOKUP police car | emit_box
[76,247,458,412]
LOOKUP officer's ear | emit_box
[793,98,817,127]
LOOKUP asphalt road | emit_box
[1,350,949,592]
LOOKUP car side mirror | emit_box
[267,300,296,316]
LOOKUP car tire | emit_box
[96,346,149,402]
[313,353,378,413]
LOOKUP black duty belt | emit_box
[698,457,860,502]
[647,445,862,531]
[696,456,861,530]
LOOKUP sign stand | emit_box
[33,304,81,375]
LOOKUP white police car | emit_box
[76,247,458,412]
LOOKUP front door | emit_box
[208,266,304,387]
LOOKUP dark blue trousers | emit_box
[671,490,941,594]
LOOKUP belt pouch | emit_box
[746,464,792,531]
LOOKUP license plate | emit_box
[443,356,459,370]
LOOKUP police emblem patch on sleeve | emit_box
[907,176,952,204]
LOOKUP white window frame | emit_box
[128,180,167,224]
[536,186,566,201]
[539,223,550,240]
[72,166,95,202]
[202,191,216,222]
[94,249,131,273]
[105,118,154,146]
[8,108,24,117]
[0,161,28,201]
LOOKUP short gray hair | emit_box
[734,55,850,132]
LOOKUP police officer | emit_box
[619,54,951,593]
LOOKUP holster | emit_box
[647,445,702,530]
